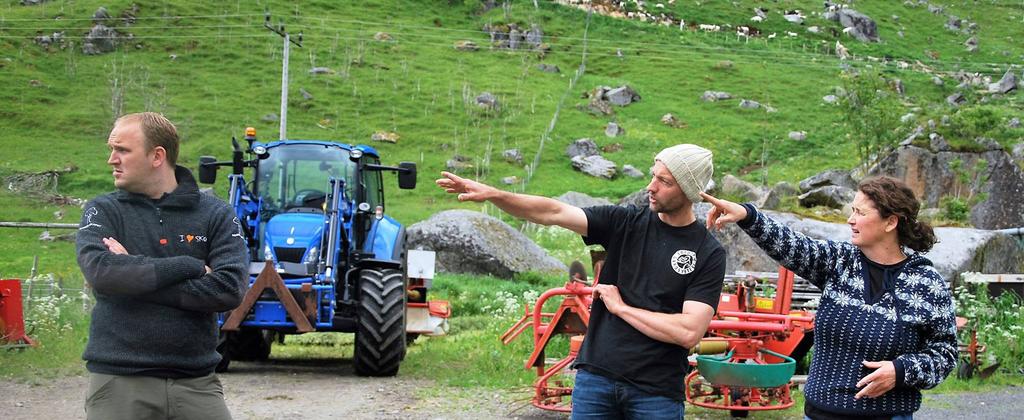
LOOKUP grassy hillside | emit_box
[1,0,1021,275]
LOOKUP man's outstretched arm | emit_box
[436,171,588,235]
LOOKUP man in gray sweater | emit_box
[76,112,248,420]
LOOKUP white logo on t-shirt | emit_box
[670,249,697,275]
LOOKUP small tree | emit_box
[838,71,903,171]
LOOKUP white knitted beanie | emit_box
[655,144,714,203]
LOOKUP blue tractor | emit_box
[198,128,447,377]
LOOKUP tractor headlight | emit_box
[304,246,319,264]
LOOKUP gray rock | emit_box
[82,24,118,55]
[621,165,645,179]
[788,131,807,141]
[502,149,523,164]
[900,113,916,124]
[619,189,650,208]
[808,26,820,34]
[373,32,392,42]
[445,158,473,173]
[783,13,804,24]
[932,76,944,86]
[823,95,838,104]
[947,92,966,107]
[501,176,519,185]
[508,28,522,50]
[661,113,685,128]
[869,145,1024,229]
[34,31,65,48]
[722,175,765,203]
[945,16,962,32]
[475,92,499,111]
[555,191,613,208]
[586,97,614,116]
[928,5,943,14]
[965,36,978,53]
[300,88,313,101]
[929,133,950,151]
[526,24,543,49]
[571,155,617,179]
[536,63,560,73]
[799,169,857,192]
[605,86,641,106]
[941,115,951,126]
[406,210,566,279]
[739,99,761,109]
[309,67,333,75]
[261,113,279,123]
[988,70,1017,94]
[1011,143,1024,167]
[892,79,905,96]
[701,91,732,102]
[799,186,856,209]
[566,138,599,159]
[1009,118,1021,129]
[93,6,111,23]
[928,119,937,130]
[836,9,880,42]
[20,0,50,5]
[761,182,799,210]
[605,122,624,137]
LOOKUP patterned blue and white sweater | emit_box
[738,206,957,416]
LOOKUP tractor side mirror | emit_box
[198,156,218,184]
[397,162,417,189]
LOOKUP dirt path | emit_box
[1,359,564,420]
[4,362,1021,419]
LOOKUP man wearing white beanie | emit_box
[436,143,726,420]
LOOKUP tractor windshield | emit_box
[255,144,354,218]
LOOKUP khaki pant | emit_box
[85,373,232,420]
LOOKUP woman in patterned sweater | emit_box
[701,176,957,420]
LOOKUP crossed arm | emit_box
[593,284,715,349]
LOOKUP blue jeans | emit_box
[571,369,684,420]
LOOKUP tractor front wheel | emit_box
[354,268,407,377]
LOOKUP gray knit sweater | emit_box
[76,166,248,377]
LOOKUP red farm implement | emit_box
[1,279,36,348]
[501,253,815,415]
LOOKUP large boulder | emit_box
[988,70,1018,94]
[798,186,856,209]
[82,24,118,55]
[761,182,799,210]
[566,138,600,159]
[721,175,766,203]
[605,86,641,106]
[833,9,880,42]
[697,205,1024,280]
[619,189,650,208]
[406,210,566,279]
[869,145,1024,229]
[798,169,857,192]
[556,191,613,208]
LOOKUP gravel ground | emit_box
[3,362,1021,419]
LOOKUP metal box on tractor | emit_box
[198,128,449,377]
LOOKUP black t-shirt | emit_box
[575,205,727,400]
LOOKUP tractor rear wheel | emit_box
[354,268,407,377]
